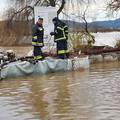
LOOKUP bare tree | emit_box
[6,0,95,21]
[108,0,120,11]
[6,0,65,21]
[62,1,95,48]
[81,5,89,33]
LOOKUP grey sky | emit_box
[61,0,120,22]
[0,0,7,19]
[0,0,119,21]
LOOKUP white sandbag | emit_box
[0,56,89,79]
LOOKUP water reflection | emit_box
[52,73,71,120]
[88,62,120,120]
[0,80,34,120]
[27,77,49,120]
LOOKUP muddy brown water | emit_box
[0,47,120,120]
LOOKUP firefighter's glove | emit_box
[50,32,55,36]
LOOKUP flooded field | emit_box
[0,46,120,120]
[0,61,120,120]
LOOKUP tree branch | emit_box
[57,0,65,15]
[9,5,33,21]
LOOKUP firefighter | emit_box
[50,17,69,59]
[32,17,44,60]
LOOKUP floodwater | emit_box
[0,47,120,120]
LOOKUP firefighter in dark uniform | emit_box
[50,17,69,59]
[32,17,44,60]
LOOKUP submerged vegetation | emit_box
[115,39,120,48]
[68,32,95,52]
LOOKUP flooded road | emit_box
[0,61,120,120]
[0,46,120,120]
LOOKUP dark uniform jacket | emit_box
[53,21,68,42]
[32,23,44,47]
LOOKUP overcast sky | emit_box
[0,0,6,11]
[0,0,120,21]
[61,0,120,22]
[0,0,7,19]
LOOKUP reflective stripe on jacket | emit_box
[54,23,68,42]
[32,41,44,46]
[33,55,43,60]
[58,50,66,54]
[32,23,44,47]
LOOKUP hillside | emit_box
[63,18,120,32]
[89,18,120,29]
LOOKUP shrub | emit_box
[68,32,95,52]
[115,39,120,48]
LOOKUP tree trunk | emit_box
[57,0,65,16]
[49,0,65,16]
[49,0,56,7]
